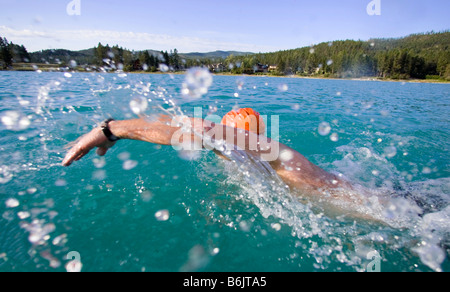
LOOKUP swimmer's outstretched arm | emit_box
[62,116,348,192]
[62,116,180,166]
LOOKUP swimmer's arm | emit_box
[62,116,203,167]
[63,116,342,191]
[240,131,350,192]
[63,117,341,189]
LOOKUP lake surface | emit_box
[0,70,449,272]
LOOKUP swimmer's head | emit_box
[221,108,266,135]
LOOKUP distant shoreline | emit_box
[213,72,450,84]
[2,66,449,85]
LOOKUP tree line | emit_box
[0,37,30,69]
[224,31,450,80]
[92,43,182,72]
[2,31,449,80]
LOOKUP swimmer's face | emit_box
[221,108,266,135]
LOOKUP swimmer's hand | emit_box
[62,127,117,167]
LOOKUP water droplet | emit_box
[318,122,331,136]
[64,72,72,78]
[384,146,397,158]
[239,221,251,232]
[155,209,170,221]
[27,187,37,194]
[278,84,288,92]
[178,150,201,161]
[159,64,169,72]
[54,179,67,187]
[118,152,130,161]
[140,191,153,202]
[93,157,106,168]
[129,96,148,115]
[5,198,19,208]
[330,133,339,142]
[279,150,294,162]
[17,211,30,219]
[123,160,138,170]
[0,165,13,184]
[92,169,106,180]
[181,67,213,99]
[1,111,31,131]
[271,223,282,231]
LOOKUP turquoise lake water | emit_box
[0,70,449,272]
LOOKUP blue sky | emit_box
[0,0,449,53]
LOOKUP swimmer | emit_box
[62,108,380,221]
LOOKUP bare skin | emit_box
[62,115,379,220]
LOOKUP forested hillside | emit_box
[225,31,450,80]
[1,31,449,80]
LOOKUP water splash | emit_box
[1,111,31,131]
[181,67,213,100]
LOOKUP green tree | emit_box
[0,37,13,69]
[170,48,181,70]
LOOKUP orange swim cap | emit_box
[221,108,266,135]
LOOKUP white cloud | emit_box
[0,25,276,53]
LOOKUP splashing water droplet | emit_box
[330,133,339,142]
[64,72,72,78]
[17,211,30,220]
[129,96,148,116]
[279,150,294,162]
[155,209,170,221]
[271,223,282,231]
[178,150,201,161]
[55,179,67,187]
[0,165,13,184]
[278,84,289,92]
[123,160,138,170]
[118,152,130,161]
[159,64,169,72]
[5,198,19,208]
[384,146,397,158]
[1,111,31,131]
[182,67,213,99]
[318,122,331,136]
[93,157,106,168]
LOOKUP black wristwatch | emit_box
[101,118,121,142]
